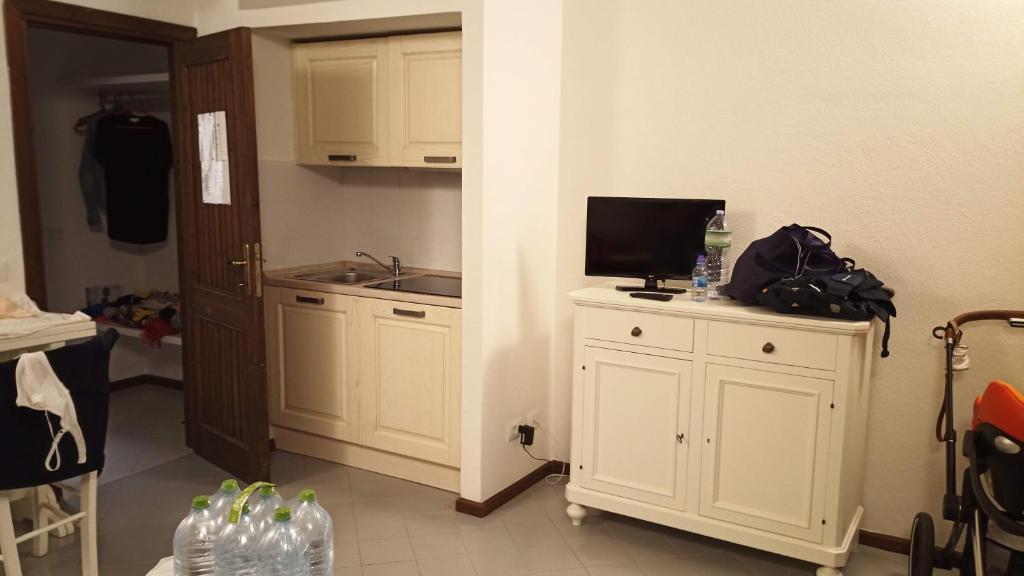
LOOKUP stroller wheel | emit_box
[909,513,935,576]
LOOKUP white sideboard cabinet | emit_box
[565,285,875,576]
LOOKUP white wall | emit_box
[464,0,564,500]
[556,0,1024,537]
[252,33,462,273]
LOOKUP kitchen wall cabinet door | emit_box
[579,347,691,511]
[266,287,359,443]
[700,364,833,543]
[358,298,461,466]
[388,31,462,168]
[293,38,390,166]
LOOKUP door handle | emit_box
[393,308,426,318]
[328,154,357,162]
[296,295,325,305]
[676,433,685,444]
[228,243,252,295]
[423,155,457,164]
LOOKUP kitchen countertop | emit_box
[264,261,462,309]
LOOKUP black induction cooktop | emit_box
[366,275,462,298]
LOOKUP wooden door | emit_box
[174,28,269,482]
[293,38,390,166]
[388,32,462,168]
[700,364,833,542]
[266,287,358,442]
[579,347,690,511]
[358,298,461,467]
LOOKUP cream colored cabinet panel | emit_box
[388,31,462,168]
[358,298,461,466]
[266,287,359,443]
[579,306,694,353]
[293,38,389,166]
[707,321,838,371]
[700,364,833,542]
[580,347,691,510]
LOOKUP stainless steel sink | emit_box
[296,270,394,284]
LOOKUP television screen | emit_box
[585,197,725,282]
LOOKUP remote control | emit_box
[630,292,674,302]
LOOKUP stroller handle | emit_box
[933,310,1024,344]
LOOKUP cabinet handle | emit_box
[328,154,357,162]
[762,342,776,354]
[393,308,426,318]
[424,155,457,164]
[676,433,685,444]
[631,326,642,337]
[296,295,324,305]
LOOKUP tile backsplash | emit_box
[259,160,461,272]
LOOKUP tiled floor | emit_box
[100,385,191,485]
[7,448,913,575]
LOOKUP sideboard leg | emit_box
[566,502,587,527]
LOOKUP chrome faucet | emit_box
[356,251,401,277]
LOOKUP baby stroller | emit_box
[910,310,1024,575]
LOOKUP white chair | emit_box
[0,471,98,576]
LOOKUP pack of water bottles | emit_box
[172,479,333,576]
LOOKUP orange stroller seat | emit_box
[972,380,1024,519]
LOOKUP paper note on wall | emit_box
[198,111,231,205]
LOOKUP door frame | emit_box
[3,0,196,307]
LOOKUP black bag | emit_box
[725,225,851,304]
[756,269,897,357]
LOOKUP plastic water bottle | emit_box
[209,479,241,530]
[250,485,284,534]
[173,496,218,576]
[704,209,732,299]
[692,255,708,302]
[257,507,310,576]
[213,503,259,576]
[292,490,334,576]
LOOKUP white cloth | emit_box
[15,351,87,470]
[0,294,90,340]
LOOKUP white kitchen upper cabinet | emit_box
[266,286,359,443]
[580,347,690,511]
[700,364,833,543]
[358,298,461,467]
[292,38,390,166]
[388,31,462,168]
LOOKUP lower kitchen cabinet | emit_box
[266,287,359,443]
[265,285,461,485]
[357,298,461,467]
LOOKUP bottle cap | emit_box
[696,255,706,264]
[259,485,278,498]
[716,209,724,215]
[191,495,210,510]
[220,479,240,493]
[274,506,292,522]
[298,489,317,503]
[241,503,251,515]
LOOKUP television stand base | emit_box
[615,285,687,295]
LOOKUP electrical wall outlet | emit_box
[506,417,524,443]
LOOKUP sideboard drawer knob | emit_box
[762,342,776,354]
[631,327,642,337]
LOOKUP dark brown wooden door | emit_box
[173,28,269,482]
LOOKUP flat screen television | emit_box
[585,196,726,290]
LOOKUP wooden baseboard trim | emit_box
[859,529,909,555]
[456,460,569,517]
[109,374,183,392]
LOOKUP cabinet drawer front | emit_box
[581,307,694,352]
[276,287,352,312]
[707,322,837,371]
